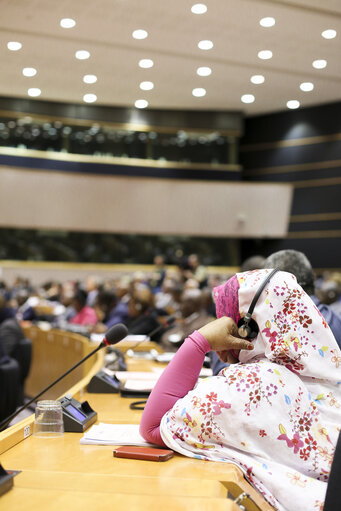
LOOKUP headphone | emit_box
[237,268,280,340]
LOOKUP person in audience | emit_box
[183,254,208,289]
[126,285,162,341]
[160,288,214,351]
[42,281,61,302]
[264,250,341,348]
[114,276,131,303]
[85,275,101,307]
[93,288,129,332]
[68,289,97,327]
[58,281,77,321]
[149,254,166,293]
[154,278,182,313]
[240,254,265,272]
[140,269,341,511]
[316,280,340,308]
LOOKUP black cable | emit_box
[129,399,148,410]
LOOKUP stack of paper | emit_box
[90,333,149,344]
[80,423,157,446]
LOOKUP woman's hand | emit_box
[198,317,254,363]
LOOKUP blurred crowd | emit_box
[1,251,341,361]
[0,254,223,356]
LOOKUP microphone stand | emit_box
[0,342,105,432]
[126,316,177,356]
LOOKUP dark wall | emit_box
[240,101,341,269]
[0,96,243,134]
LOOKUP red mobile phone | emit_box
[113,445,174,461]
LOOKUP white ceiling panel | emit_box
[0,0,340,114]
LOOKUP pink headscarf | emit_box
[213,274,241,325]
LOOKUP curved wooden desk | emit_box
[22,325,99,400]
[0,330,274,511]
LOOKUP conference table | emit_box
[0,328,274,511]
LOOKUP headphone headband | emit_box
[237,268,280,341]
[247,268,280,316]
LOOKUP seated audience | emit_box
[93,288,129,332]
[85,275,101,307]
[149,254,166,293]
[154,278,183,314]
[183,254,208,289]
[264,250,341,348]
[68,289,97,327]
[161,288,214,351]
[316,280,341,315]
[240,254,265,272]
[140,269,341,511]
[126,285,162,341]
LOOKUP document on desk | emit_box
[80,423,157,447]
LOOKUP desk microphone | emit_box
[0,323,128,431]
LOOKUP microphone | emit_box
[0,323,128,432]
[100,323,129,347]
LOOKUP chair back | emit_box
[11,337,32,383]
[0,356,21,423]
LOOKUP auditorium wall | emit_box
[240,101,341,269]
[0,162,291,238]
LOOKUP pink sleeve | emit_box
[139,330,211,446]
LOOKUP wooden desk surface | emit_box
[0,354,273,511]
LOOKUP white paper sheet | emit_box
[80,423,157,446]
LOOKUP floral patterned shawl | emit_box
[160,269,341,511]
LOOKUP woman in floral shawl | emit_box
[140,269,341,511]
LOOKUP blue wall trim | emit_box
[0,153,240,182]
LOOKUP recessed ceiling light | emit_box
[258,50,273,60]
[250,75,265,84]
[135,99,148,109]
[139,59,154,68]
[197,66,212,76]
[60,18,76,29]
[198,40,213,50]
[75,50,90,60]
[241,94,255,104]
[83,74,97,84]
[83,94,97,103]
[260,17,275,27]
[321,29,337,39]
[139,81,154,91]
[132,29,148,40]
[192,88,206,97]
[27,88,41,97]
[300,82,314,92]
[7,41,22,51]
[22,67,37,77]
[312,59,327,69]
[287,100,300,109]
[191,4,207,14]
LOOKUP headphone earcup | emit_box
[237,317,259,340]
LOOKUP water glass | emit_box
[33,400,64,438]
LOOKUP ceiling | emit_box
[0,0,340,116]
